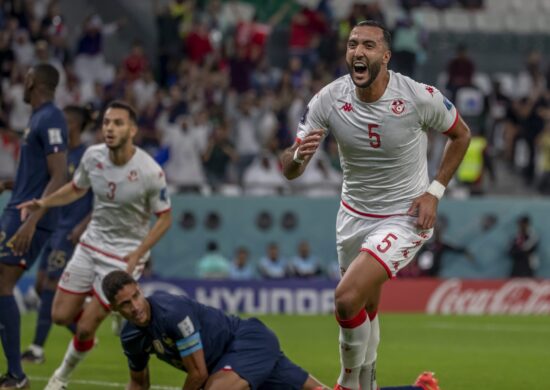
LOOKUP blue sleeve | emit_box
[121,327,150,372]
[163,299,203,358]
[37,111,68,155]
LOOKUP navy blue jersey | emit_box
[57,144,92,231]
[121,292,241,373]
[6,102,67,231]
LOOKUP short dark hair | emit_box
[64,105,92,132]
[102,270,137,304]
[354,20,392,49]
[105,100,138,124]
[33,63,60,91]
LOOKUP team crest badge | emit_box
[128,170,138,182]
[153,340,165,354]
[390,99,406,115]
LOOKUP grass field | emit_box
[2,313,550,389]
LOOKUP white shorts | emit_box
[336,206,433,279]
[58,242,145,309]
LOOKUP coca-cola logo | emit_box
[426,279,550,314]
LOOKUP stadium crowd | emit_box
[0,0,549,197]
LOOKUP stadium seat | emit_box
[441,8,473,32]
[472,72,492,95]
[413,7,442,31]
[472,11,505,33]
[493,72,517,98]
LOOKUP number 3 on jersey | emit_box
[368,123,381,148]
[107,181,117,200]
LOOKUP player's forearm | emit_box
[281,146,308,180]
[41,181,87,209]
[435,119,471,186]
[25,172,69,224]
[127,369,150,390]
[134,211,172,258]
[182,373,207,390]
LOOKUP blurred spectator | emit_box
[537,121,550,194]
[123,41,149,82]
[516,51,546,100]
[0,31,15,80]
[197,241,230,279]
[258,242,289,279]
[3,67,31,132]
[132,70,158,111]
[203,122,238,191]
[185,19,213,65]
[0,125,19,180]
[456,133,489,195]
[391,10,426,78]
[12,29,34,66]
[229,246,255,280]
[290,150,342,197]
[288,6,327,67]
[288,240,323,278]
[508,215,539,277]
[487,79,516,165]
[446,44,475,100]
[160,115,207,193]
[242,150,289,196]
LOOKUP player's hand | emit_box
[67,222,87,246]
[407,192,438,230]
[9,219,37,256]
[16,198,45,222]
[125,251,142,274]
[295,129,324,161]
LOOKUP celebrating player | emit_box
[0,63,68,390]
[21,105,94,364]
[281,20,470,390]
[102,270,329,390]
[18,100,172,390]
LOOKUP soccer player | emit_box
[0,63,68,390]
[21,105,94,364]
[101,270,329,390]
[281,20,470,390]
[18,100,172,390]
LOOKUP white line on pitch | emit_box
[427,322,550,333]
[30,376,178,389]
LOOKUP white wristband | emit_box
[427,180,445,200]
[293,148,305,164]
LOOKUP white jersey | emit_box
[72,144,171,258]
[297,71,458,215]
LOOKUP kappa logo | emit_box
[340,102,353,112]
[402,249,410,258]
[425,85,435,96]
[390,99,406,115]
[391,261,399,272]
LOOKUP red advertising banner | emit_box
[380,278,550,314]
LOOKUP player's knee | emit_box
[51,308,73,326]
[334,286,361,319]
[75,324,94,341]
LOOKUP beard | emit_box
[347,58,382,89]
[105,130,131,151]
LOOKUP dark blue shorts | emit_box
[211,318,308,390]
[0,208,52,269]
[38,229,75,279]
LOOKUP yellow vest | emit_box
[457,136,486,183]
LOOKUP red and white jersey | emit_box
[297,71,458,215]
[73,144,171,258]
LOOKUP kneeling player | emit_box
[102,270,328,390]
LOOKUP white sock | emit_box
[55,339,90,380]
[360,314,380,390]
[337,310,370,389]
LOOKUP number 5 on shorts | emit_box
[376,233,397,253]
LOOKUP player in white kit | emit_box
[18,101,172,390]
[281,21,471,390]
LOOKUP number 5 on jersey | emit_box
[376,233,397,253]
[368,123,381,148]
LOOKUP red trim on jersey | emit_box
[341,200,406,219]
[79,242,126,263]
[57,285,91,296]
[361,248,393,279]
[73,336,94,352]
[221,367,233,372]
[155,207,171,217]
[442,111,459,135]
[92,287,111,311]
[336,309,367,329]
[71,181,84,191]
[367,310,378,321]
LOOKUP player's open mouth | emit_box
[353,62,367,74]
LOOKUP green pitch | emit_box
[2,313,549,389]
